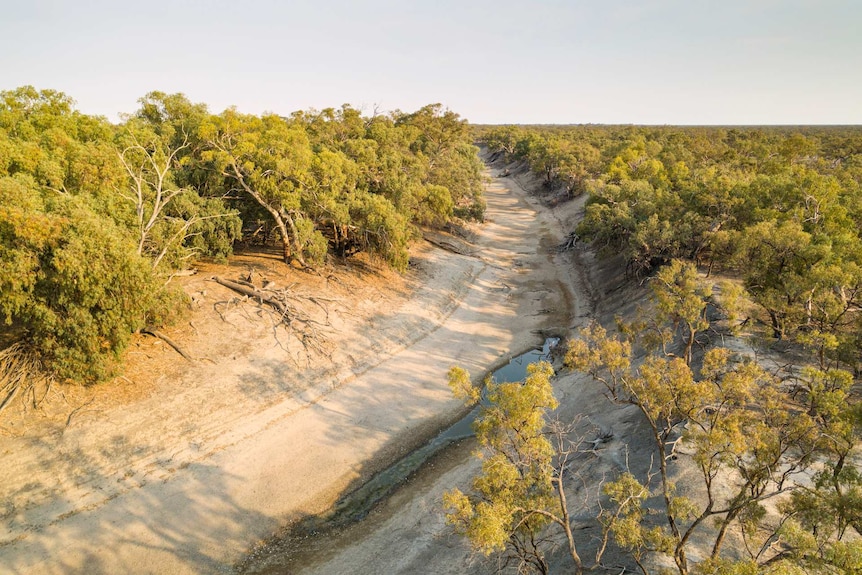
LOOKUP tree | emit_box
[1,176,178,382]
[397,104,485,221]
[443,363,584,574]
[0,87,183,382]
[116,120,239,271]
[557,140,601,198]
[528,136,563,187]
[780,366,862,566]
[201,110,319,266]
[649,259,711,364]
[567,322,825,575]
[345,190,410,270]
[577,178,684,274]
[732,219,825,339]
[483,125,525,161]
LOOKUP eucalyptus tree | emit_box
[568,323,826,575]
[397,103,485,221]
[556,139,602,197]
[0,87,178,382]
[0,171,172,382]
[116,114,240,271]
[444,362,584,575]
[201,110,319,266]
[483,125,526,161]
[1,87,488,383]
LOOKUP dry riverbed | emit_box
[1,157,595,574]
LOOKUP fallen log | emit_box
[210,276,289,316]
[423,233,475,256]
[556,232,579,252]
[142,328,195,362]
[210,275,332,360]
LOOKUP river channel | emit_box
[240,337,560,574]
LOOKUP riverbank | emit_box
[0,155,588,574]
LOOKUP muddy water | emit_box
[240,337,560,574]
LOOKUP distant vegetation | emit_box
[454,124,862,573]
[479,123,862,368]
[0,86,484,383]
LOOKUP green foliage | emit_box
[649,259,711,363]
[1,85,484,383]
[482,125,604,198]
[444,361,582,573]
[692,558,758,575]
[1,182,179,382]
[0,87,191,382]
[485,124,862,367]
[566,285,841,575]
[199,103,482,267]
[446,365,478,402]
[479,122,862,574]
[578,178,686,272]
[0,175,64,323]
[30,203,161,382]
[116,118,241,269]
[601,472,670,564]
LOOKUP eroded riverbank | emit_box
[240,337,561,574]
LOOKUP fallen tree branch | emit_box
[556,232,580,252]
[210,275,333,360]
[423,233,476,256]
[210,276,289,316]
[65,397,95,430]
[142,328,195,362]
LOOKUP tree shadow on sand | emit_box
[3,442,278,574]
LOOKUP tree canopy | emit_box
[0,86,484,382]
[479,123,862,368]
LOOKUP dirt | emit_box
[0,154,601,574]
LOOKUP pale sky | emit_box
[2,0,860,124]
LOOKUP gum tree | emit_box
[201,110,319,266]
[443,362,584,575]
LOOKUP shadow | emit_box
[2,152,580,575]
[235,432,481,575]
[219,166,574,573]
[2,430,277,574]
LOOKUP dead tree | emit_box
[210,275,336,359]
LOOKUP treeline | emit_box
[0,86,484,382]
[480,124,862,369]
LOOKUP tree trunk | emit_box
[270,214,294,264]
[227,161,305,266]
[768,310,783,339]
[710,509,738,559]
[555,476,583,574]
[281,208,306,266]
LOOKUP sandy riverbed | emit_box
[1,156,597,574]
